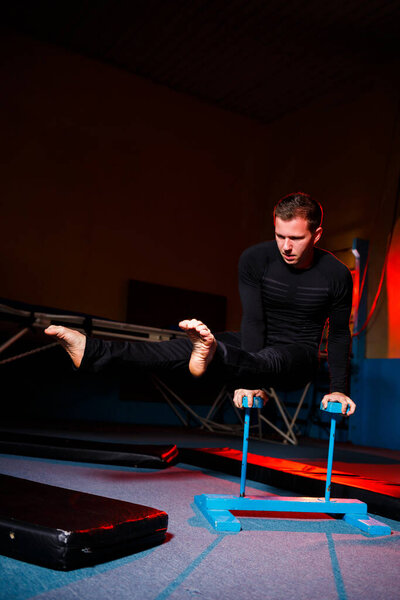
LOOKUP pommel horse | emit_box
[194,398,391,536]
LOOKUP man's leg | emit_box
[217,340,318,390]
[45,325,191,372]
[45,322,315,387]
[45,319,217,374]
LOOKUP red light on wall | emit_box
[386,218,400,358]
[350,268,359,334]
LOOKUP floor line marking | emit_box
[326,533,348,600]
[154,535,225,600]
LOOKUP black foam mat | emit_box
[0,475,168,570]
[0,431,178,468]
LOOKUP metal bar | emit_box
[91,317,186,338]
[201,494,367,513]
[232,402,244,426]
[0,327,29,354]
[153,376,214,431]
[0,341,58,366]
[240,407,251,497]
[286,381,311,436]
[202,389,246,433]
[325,417,336,502]
[257,408,262,439]
[268,388,297,444]
[204,386,227,422]
[258,413,296,445]
[0,304,32,318]
[91,330,172,342]
[0,302,185,340]
[152,379,189,427]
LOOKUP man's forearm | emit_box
[327,335,351,393]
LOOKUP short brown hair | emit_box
[274,192,323,232]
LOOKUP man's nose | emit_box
[283,239,292,252]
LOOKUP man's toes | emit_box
[189,319,202,329]
[179,319,203,331]
[45,325,61,336]
[198,324,213,340]
[195,322,208,333]
[179,319,194,330]
[54,326,66,338]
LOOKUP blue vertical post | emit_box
[240,396,263,497]
[321,401,347,501]
[350,238,368,445]
[240,407,251,497]
[324,417,336,502]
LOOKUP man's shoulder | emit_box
[315,248,353,284]
[239,241,278,279]
[240,241,278,262]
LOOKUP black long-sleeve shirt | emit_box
[238,241,353,393]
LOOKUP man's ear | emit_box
[313,227,323,245]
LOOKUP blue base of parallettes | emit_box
[194,399,391,536]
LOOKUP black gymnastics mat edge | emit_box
[0,431,178,468]
[180,447,400,521]
[0,475,168,570]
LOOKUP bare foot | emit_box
[179,319,217,377]
[44,325,86,368]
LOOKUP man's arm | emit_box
[234,247,270,410]
[238,247,266,352]
[323,267,355,415]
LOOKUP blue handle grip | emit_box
[242,395,264,409]
[320,400,349,414]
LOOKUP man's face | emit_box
[275,216,322,269]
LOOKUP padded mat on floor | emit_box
[0,431,178,468]
[0,474,168,570]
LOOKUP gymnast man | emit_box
[45,193,356,416]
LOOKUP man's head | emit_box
[274,192,323,232]
[273,193,323,269]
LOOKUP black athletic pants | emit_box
[81,332,317,390]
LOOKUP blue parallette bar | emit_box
[325,417,336,502]
[197,494,367,513]
[239,408,250,497]
[193,400,391,536]
[343,513,391,536]
[240,396,263,497]
[320,400,349,502]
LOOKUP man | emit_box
[46,193,356,416]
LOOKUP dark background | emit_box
[1,1,400,448]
